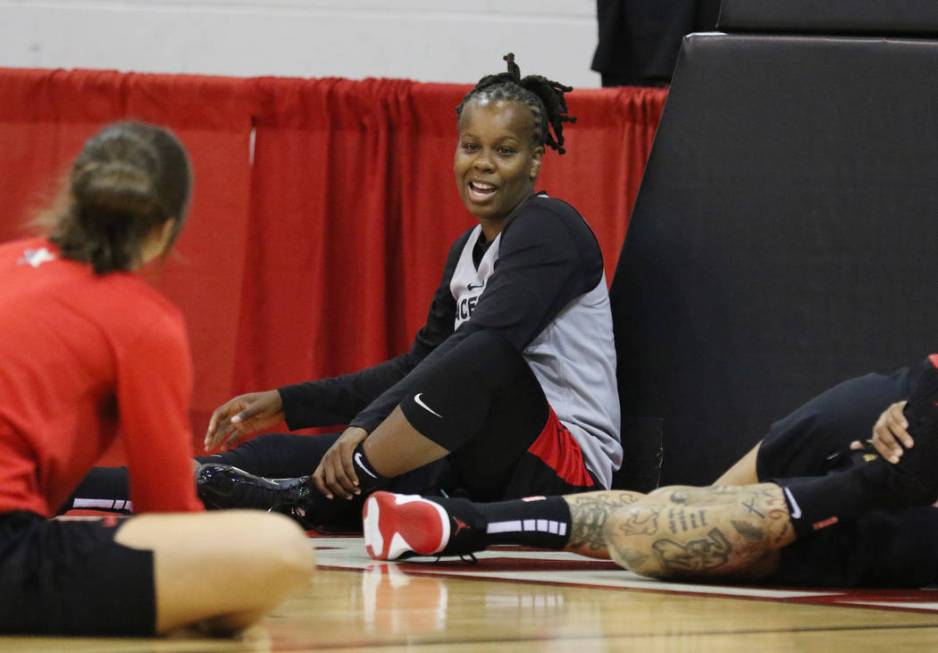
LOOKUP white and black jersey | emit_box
[278,194,623,487]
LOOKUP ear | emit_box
[158,218,178,249]
[152,217,179,258]
[529,146,545,180]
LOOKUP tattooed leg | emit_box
[603,483,794,580]
[563,491,645,559]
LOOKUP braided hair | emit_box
[456,53,576,155]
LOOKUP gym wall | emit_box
[0,0,602,88]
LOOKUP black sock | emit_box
[60,466,132,514]
[352,443,391,496]
[776,457,926,539]
[471,496,572,549]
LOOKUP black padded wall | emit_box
[613,33,938,488]
[718,0,938,35]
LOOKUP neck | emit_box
[478,191,534,241]
[479,217,506,242]
[132,219,176,270]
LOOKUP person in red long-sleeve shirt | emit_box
[0,122,313,637]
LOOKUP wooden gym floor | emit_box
[3,535,938,652]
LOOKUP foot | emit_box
[362,492,485,561]
[196,464,313,512]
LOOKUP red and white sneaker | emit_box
[363,492,484,560]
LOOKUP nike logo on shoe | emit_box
[414,393,443,418]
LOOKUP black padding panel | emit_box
[612,33,938,487]
[718,0,938,36]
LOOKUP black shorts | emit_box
[497,407,599,499]
[398,330,597,502]
[754,365,938,587]
[0,512,156,636]
[756,366,912,480]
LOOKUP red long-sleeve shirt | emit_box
[0,238,203,517]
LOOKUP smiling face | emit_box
[454,98,544,232]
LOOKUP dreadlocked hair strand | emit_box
[457,53,577,155]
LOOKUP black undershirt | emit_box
[472,235,492,269]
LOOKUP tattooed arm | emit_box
[602,484,795,580]
[563,491,645,559]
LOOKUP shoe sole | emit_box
[362,492,450,560]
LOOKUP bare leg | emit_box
[561,491,645,559]
[714,442,762,486]
[116,510,314,635]
[603,483,793,580]
[363,407,449,477]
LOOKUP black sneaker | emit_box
[362,492,486,560]
[196,464,313,512]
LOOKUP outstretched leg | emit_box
[362,489,644,561]
[116,510,314,635]
[361,485,789,579]
[562,491,645,559]
[602,484,792,579]
[62,434,349,520]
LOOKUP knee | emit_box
[265,513,316,578]
[600,487,706,579]
[234,511,315,582]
